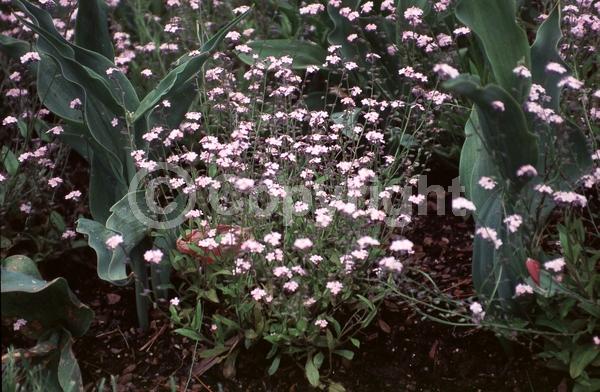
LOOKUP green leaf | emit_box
[570,346,599,379]
[267,355,281,375]
[237,39,326,69]
[133,11,248,123]
[471,190,522,309]
[1,255,42,279]
[57,330,84,392]
[174,328,202,341]
[89,153,129,223]
[327,1,367,65]
[305,354,320,387]
[445,76,537,187]
[199,345,229,358]
[16,0,138,112]
[77,191,154,284]
[455,0,530,98]
[75,0,115,60]
[49,211,66,233]
[1,261,93,338]
[2,148,19,176]
[334,349,354,360]
[328,383,347,392]
[313,352,325,369]
[0,34,31,60]
[37,55,84,124]
[531,5,564,111]
[76,218,128,283]
[458,109,498,207]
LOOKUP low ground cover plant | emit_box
[1,0,598,390]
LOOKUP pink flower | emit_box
[326,281,343,295]
[452,197,476,212]
[250,287,267,301]
[64,190,82,201]
[478,177,496,190]
[390,239,414,253]
[503,214,523,233]
[379,257,403,273]
[105,234,124,250]
[433,63,459,79]
[544,257,565,273]
[144,249,163,264]
[294,238,313,250]
[20,51,40,64]
[69,98,82,109]
[283,281,299,293]
[515,283,534,296]
[241,239,265,253]
[314,319,328,328]
[263,232,282,246]
[13,319,27,331]
[516,165,537,177]
[513,65,531,78]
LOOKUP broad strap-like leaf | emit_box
[76,218,129,283]
[0,34,31,59]
[237,39,326,69]
[75,0,115,61]
[455,0,531,99]
[16,0,138,111]
[445,76,538,188]
[37,55,84,123]
[327,1,365,64]
[133,10,249,123]
[77,191,153,284]
[531,6,565,112]
[1,257,93,338]
[458,109,499,207]
[471,191,520,310]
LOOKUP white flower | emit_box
[170,297,180,306]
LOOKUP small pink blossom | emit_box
[106,234,124,250]
[144,249,163,264]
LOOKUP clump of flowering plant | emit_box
[155,51,427,385]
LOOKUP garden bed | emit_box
[4,212,560,391]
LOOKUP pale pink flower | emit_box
[314,319,328,328]
[294,238,313,250]
[144,249,163,264]
[452,197,476,211]
[389,239,414,253]
[544,257,565,272]
[326,281,343,295]
[105,234,124,249]
[515,283,534,296]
